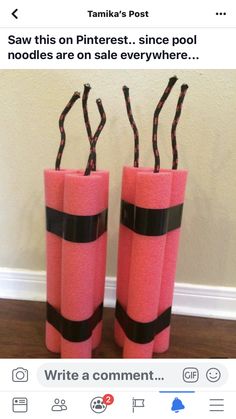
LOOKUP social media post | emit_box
[0,1,236,417]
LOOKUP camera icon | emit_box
[12,367,28,382]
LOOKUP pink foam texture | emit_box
[123,171,172,358]
[154,169,188,353]
[61,172,107,358]
[44,169,76,353]
[115,166,157,348]
[91,171,109,350]
[114,166,139,347]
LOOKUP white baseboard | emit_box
[0,268,46,302]
[0,268,235,321]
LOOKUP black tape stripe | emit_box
[46,207,108,243]
[47,302,103,342]
[115,300,171,344]
[47,302,61,333]
[120,200,183,236]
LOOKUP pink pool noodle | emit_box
[154,169,188,353]
[91,170,109,350]
[114,166,140,347]
[123,171,172,358]
[61,173,106,358]
[115,166,155,348]
[44,169,75,353]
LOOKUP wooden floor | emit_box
[0,299,235,358]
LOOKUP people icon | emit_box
[51,398,68,412]
[90,397,107,413]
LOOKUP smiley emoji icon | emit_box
[206,368,221,382]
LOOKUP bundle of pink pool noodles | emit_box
[115,76,189,358]
[44,84,109,358]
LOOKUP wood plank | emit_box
[0,299,235,358]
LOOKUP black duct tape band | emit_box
[115,300,171,344]
[120,200,183,236]
[47,302,103,342]
[46,206,108,243]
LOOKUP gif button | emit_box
[183,367,199,383]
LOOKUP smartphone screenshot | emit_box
[0,0,235,417]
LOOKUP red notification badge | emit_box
[102,394,114,405]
